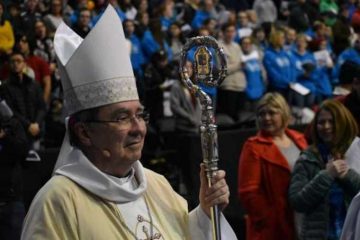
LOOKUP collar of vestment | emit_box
[55,149,147,203]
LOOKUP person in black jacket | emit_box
[288,0,318,33]
[0,98,28,240]
[0,51,46,149]
[289,99,360,240]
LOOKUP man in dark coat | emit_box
[0,98,28,240]
[337,60,360,135]
[0,51,46,148]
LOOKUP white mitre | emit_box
[54,4,138,115]
[53,5,139,172]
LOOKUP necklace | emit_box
[118,196,162,240]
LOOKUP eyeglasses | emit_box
[85,112,150,130]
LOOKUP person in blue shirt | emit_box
[284,27,297,53]
[124,19,146,100]
[252,26,268,54]
[91,0,126,25]
[191,11,210,30]
[263,29,296,100]
[240,36,266,102]
[191,0,218,30]
[332,37,360,85]
[141,18,173,63]
[124,19,146,75]
[291,34,316,108]
[308,38,333,101]
[157,1,175,32]
[234,11,253,43]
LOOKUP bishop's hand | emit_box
[199,163,230,218]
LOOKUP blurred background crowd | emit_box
[0,0,359,147]
[0,0,360,239]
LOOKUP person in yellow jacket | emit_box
[0,1,15,55]
[21,5,237,240]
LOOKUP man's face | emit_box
[140,12,149,25]
[206,19,216,32]
[124,21,135,35]
[163,2,174,18]
[286,29,296,43]
[296,37,307,50]
[35,21,47,38]
[9,54,26,74]
[224,26,236,42]
[241,37,252,53]
[185,61,193,78]
[26,0,39,12]
[79,10,91,27]
[51,0,62,13]
[169,24,181,37]
[256,30,265,41]
[238,12,248,27]
[87,101,147,172]
[204,0,214,10]
[18,37,30,55]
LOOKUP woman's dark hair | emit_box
[167,21,186,44]
[14,33,36,54]
[221,22,236,32]
[311,99,358,156]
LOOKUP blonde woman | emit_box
[263,29,296,98]
[238,92,307,240]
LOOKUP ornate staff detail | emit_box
[179,36,227,240]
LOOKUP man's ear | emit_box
[74,123,92,147]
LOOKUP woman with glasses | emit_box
[238,92,307,240]
[289,99,360,240]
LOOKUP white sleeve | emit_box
[341,193,360,240]
[188,205,238,240]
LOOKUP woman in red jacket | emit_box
[238,92,307,240]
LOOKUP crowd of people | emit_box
[0,0,359,140]
[0,0,360,239]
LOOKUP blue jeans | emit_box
[0,201,25,240]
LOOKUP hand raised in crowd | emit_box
[334,160,349,179]
[28,123,40,137]
[333,152,350,178]
[326,157,349,179]
[199,163,230,218]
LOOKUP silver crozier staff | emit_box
[179,36,227,240]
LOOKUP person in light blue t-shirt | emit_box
[290,34,316,108]
[240,36,266,102]
[263,29,296,100]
